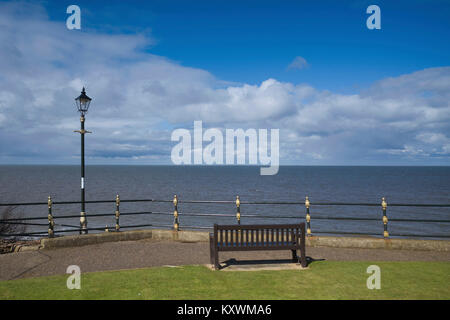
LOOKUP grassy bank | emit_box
[0,261,449,299]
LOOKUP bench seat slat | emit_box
[214,224,304,230]
[218,241,297,248]
[218,244,300,252]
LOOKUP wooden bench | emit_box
[209,223,306,269]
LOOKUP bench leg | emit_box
[300,248,306,268]
[291,249,298,261]
[209,233,220,270]
[209,234,215,266]
[300,224,307,268]
[214,250,220,270]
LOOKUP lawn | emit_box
[0,261,449,299]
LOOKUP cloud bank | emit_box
[0,2,449,165]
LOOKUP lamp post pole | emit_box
[74,87,92,235]
[80,114,87,234]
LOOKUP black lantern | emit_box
[75,87,92,116]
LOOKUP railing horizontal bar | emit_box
[238,202,449,206]
[310,203,380,206]
[179,225,213,229]
[242,215,300,219]
[0,200,299,206]
[240,201,302,205]
[310,216,450,223]
[53,224,153,233]
[0,202,48,206]
[0,221,48,226]
[52,213,114,219]
[177,212,236,217]
[51,214,84,219]
[118,211,153,216]
[0,216,48,221]
[389,204,450,207]
[53,228,101,233]
[55,199,156,205]
[1,200,450,207]
[312,230,381,236]
[389,233,450,238]
[54,200,115,204]
[310,203,450,207]
[54,223,81,229]
[0,231,48,236]
[127,211,171,216]
[178,200,235,204]
[0,199,153,206]
[51,212,155,219]
[311,216,378,221]
[390,218,450,223]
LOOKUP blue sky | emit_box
[44,0,450,92]
[0,0,449,165]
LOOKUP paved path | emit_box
[1,239,449,281]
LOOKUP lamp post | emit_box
[74,87,92,235]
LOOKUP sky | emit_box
[0,0,449,165]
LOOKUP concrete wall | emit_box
[41,229,153,249]
[305,235,450,251]
[39,228,450,252]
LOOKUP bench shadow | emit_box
[306,256,326,265]
[220,256,325,269]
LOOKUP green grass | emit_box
[0,261,449,299]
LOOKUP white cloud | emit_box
[0,2,449,165]
[287,56,309,70]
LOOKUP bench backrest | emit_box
[213,223,305,248]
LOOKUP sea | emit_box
[0,165,449,239]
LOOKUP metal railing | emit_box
[1,195,449,240]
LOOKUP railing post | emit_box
[80,211,87,235]
[382,197,389,238]
[236,195,241,225]
[173,195,179,231]
[305,196,311,236]
[115,194,120,231]
[47,196,54,238]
